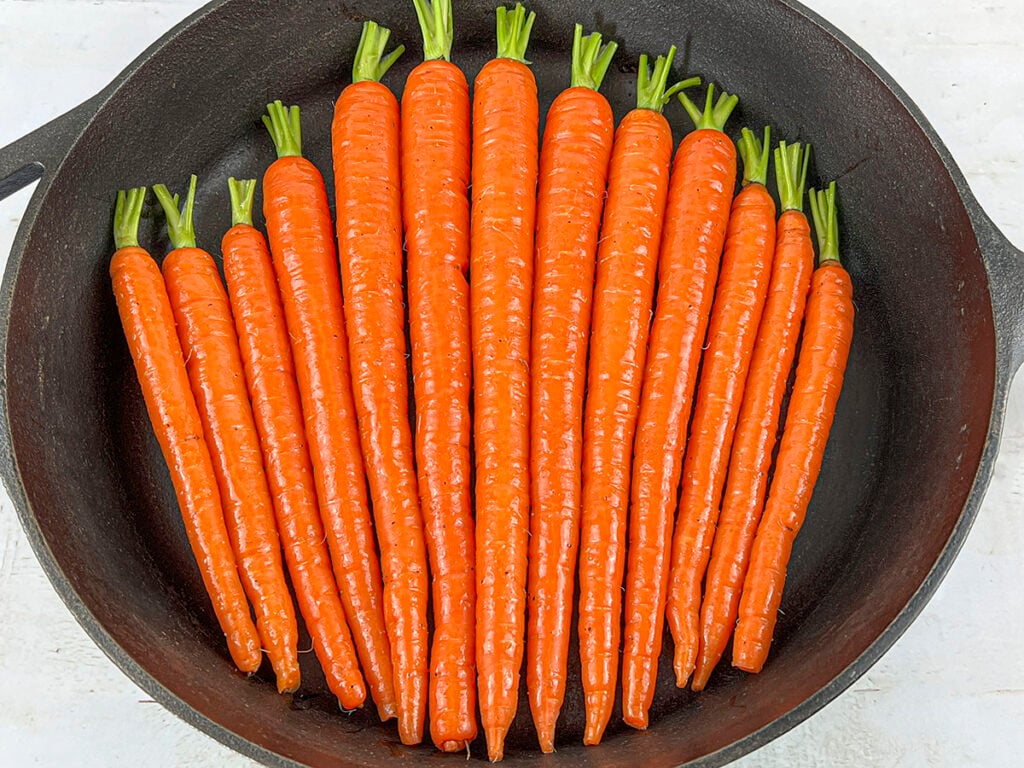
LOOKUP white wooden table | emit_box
[1,1,1022,765]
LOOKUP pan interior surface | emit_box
[3,0,996,765]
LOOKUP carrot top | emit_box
[635,47,700,113]
[263,100,303,159]
[412,0,453,62]
[737,126,771,188]
[775,141,811,213]
[113,186,147,250]
[678,83,739,132]
[570,24,617,91]
[809,181,840,265]
[495,3,536,63]
[228,177,257,228]
[152,175,198,250]
[353,20,405,83]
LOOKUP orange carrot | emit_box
[262,102,389,715]
[332,22,429,745]
[733,181,854,673]
[472,4,539,760]
[402,0,476,752]
[221,177,368,705]
[665,97,776,690]
[109,187,262,675]
[527,24,616,753]
[154,177,300,695]
[692,140,813,691]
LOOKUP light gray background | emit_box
[1,1,1022,765]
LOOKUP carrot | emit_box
[402,0,476,752]
[154,177,301,695]
[733,181,854,673]
[692,140,814,691]
[332,22,429,745]
[578,50,698,737]
[221,177,368,705]
[472,4,539,761]
[261,101,388,715]
[526,24,617,753]
[110,187,262,675]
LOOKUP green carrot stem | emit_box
[738,126,771,188]
[353,20,405,83]
[809,181,841,265]
[113,186,147,250]
[228,178,257,228]
[152,175,198,251]
[678,83,739,132]
[412,0,454,62]
[263,100,303,159]
[635,46,700,113]
[774,141,811,212]
[495,3,536,63]
[570,23,617,91]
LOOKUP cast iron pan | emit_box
[0,0,1021,765]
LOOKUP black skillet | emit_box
[0,0,1021,765]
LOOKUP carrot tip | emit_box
[622,711,649,731]
[485,726,507,762]
[536,727,555,754]
[438,739,467,753]
[375,701,398,723]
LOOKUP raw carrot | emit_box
[583,50,699,736]
[154,177,301,695]
[402,0,476,752]
[733,181,854,673]
[333,22,428,745]
[527,23,616,754]
[110,187,262,675]
[262,101,387,715]
[221,177,367,706]
[472,4,539,761]
[692,140,813,691]
[665,97,775,690]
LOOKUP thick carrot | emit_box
[733,181,854,673]
[110,188,262,674]
[221,177,367,705]
[472,4,539,761]
[692,140,813,691]
[402,0,476,752]
[526,24,616,754]
[332,22,428,745]
[154,177,300,695]
[262,102,387,715]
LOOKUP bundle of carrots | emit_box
[109,1,854,760]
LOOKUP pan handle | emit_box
[0,97,100,201]
[975,206,1024,375]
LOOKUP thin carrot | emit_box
[472,4,539,761]
[733,181,854,673]
[221,177,367,705]
[608,66,711,732]
[692,140,814,691]
[402,0,476,752]
[110,187,262,675]
[154,177,300,695]
[527,24,616,754]
[262,101,387,715]
[333,22,428,745]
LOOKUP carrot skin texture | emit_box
[401,59,477,752]
[693,210,813,690]
[263,155,389,714]
[333,80,429,745]
[162,248,301,694]
[580,108,674,737]
[111,248,262,674]
[222,223,368,704]
[733,263,854,672]
[472,57,539,763]
[528,86,614,753]
[667,182,777,688]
